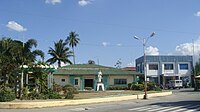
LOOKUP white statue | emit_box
[98,70,102,82]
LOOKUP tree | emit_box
[88,60,95,64]
[115,58,122,68]
[0,38,44,98]
[47,39,73,67]
[66,31,80,64]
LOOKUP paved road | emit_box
[0,88,199,112]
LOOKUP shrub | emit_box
[53,84,63,93]
[131,84,144,90]
[85,87,93,91]
[45,90,62,99]
[65,91,74,99]
[0,90,15,102]
[63,84,78,94]
[147,82,156,91]
[107,85,127,90]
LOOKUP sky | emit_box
[0,0,200,68]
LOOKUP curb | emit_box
[0,91,172,109]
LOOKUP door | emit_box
[84,79,94,89]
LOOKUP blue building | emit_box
[135,55,193,87]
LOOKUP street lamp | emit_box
[134,32,156,99]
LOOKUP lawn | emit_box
[73,90,161,99]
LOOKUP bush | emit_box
[147,82,156,91]
[65,91,74,99]
[63,84,78,94]
[0,90,15,102]
[131,84,144,90]
[147,82,162,91]
[107,85,127,90]
[45,90,62,99]
[85,87,92,91]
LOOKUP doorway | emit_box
[84,79,94,89]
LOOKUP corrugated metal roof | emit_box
[53,64,143,75]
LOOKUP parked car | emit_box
[167,80,183,89]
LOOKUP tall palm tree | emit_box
[47,39,73,67]
[66,31,80,64]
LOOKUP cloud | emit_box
[175,37,200,55]
[145,46,159,55]
[127,61,135,67]
[78,0,91,6]
[117,43,122,47]
[102,42,109,47]
[45,0,61,5]
[6,21,27,32]
[195,11,200,17]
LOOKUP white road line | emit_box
[184,106,200,112]
[128,105,159,111]
[173,105,200,112]
[158,104,191,112]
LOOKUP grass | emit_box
[73,90,162,99]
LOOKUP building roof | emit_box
[53,64,142,75]
[122,67,136,71]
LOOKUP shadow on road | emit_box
[150,101,200,111]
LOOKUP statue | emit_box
[96,70,105,91]
[98,70,102,82]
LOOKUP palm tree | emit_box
[66,31,80,64]
[47,39,73,67]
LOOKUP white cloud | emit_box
[6,21,27,32]
[175,37,200,55]
[195,11,200,17]
[117,43,122,47]
[145,46,159,55]
[45,0,61,5]
[78,0,91,6]
[102,42,109,47]
[127,61,135,67]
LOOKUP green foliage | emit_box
[21,87,29,100]
[63,84,78,94]
[107,85,128,90]
[84,87,92,91]
[53,84,63,93]
[65,91,74,99]
[0,90,15,102]
[46,90,62,99]
[46,39,73,67]
[130,84,144,90]
[147,82,156,91]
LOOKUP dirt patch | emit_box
[73,90,160,99]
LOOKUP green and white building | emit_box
[53,64,142,90]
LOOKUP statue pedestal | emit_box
[96,82,105,91]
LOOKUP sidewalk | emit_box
[0,91,172,109]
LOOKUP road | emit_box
[0,88,199,112]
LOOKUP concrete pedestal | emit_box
[96,83,105,91]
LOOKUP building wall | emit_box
[136,55,193,85]
[54,75,69,86]
[109,75,134,85]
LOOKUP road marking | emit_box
[128,104,200,112]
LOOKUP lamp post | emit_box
[134,32,155,99]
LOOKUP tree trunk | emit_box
[73,47,75,64]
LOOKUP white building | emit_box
[136,55,193,87]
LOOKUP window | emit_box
[179,64,188,70]
[149,64,158,70]
[164,64,174,70]
[74,79,78,85]
[114,79,127,85]
[61,79,65,82]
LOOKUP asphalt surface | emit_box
[0,88,199,112]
